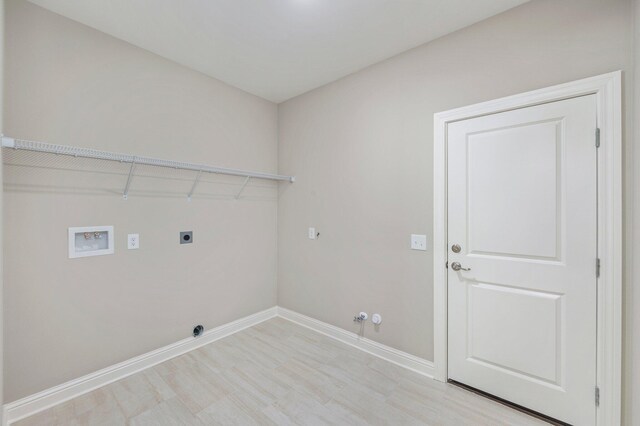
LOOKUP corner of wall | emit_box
[0,0,5,421]
[628,2,640,425]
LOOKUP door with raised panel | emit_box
[447,95,597,425]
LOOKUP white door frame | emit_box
[433,71,622,425]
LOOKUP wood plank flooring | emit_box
[14,318,549,425]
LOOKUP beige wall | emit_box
[3,0,638,423]
[278,0,636,422]
[0,0,4,418]
[3,0,279,402]
[630,1,640,425]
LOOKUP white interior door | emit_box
[447,95,598,426]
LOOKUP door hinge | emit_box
[446,261,449,269]
[596,258,601,278]
[595,128,601,148]
[595,386,600,406]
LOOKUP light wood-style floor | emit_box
[15,318,549,425]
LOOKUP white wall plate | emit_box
[411,234,427,251]
[68,226,114,258]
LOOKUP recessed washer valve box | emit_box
[68,226,114,258]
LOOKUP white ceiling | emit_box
[28,0,528,103]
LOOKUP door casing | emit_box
[433,71,622,425]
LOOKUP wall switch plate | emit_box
[127,234,140,249]
[411,234,427,251]
[308,227,316,240]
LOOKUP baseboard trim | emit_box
[276,307,434,378]
[4,306,434,425]
[2,307,278,425]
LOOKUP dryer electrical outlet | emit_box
[180,231,193,244]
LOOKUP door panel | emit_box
[468,283,563,386]
[468,120,561,260]
[447,95,597,426]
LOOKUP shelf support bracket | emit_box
[187,169,202,202]
[235,176,251,200]
[123,160,137,200]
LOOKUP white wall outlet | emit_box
[411,234,427,251]
[308,227,316,240]
[127,233,140,250]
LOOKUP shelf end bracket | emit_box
[187,169,202,202]
[1,136,15,148]
[123,160,137,200]
[235,176,251,200]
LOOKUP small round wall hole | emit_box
[183,234,190,241]
[193,325,204,337]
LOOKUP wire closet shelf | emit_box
[1,136,295,200]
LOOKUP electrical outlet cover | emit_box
[180,231,193,244]
[411,234,427,251]
[127,233,140,249]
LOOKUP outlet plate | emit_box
[411,234,427,251]
[127,234,140,250]
[180,231,193,244]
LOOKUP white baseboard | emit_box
[4,305,434,425]
[276,307,434,378]
[3,307,278,425]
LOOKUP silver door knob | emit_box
[451,262,470,272]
